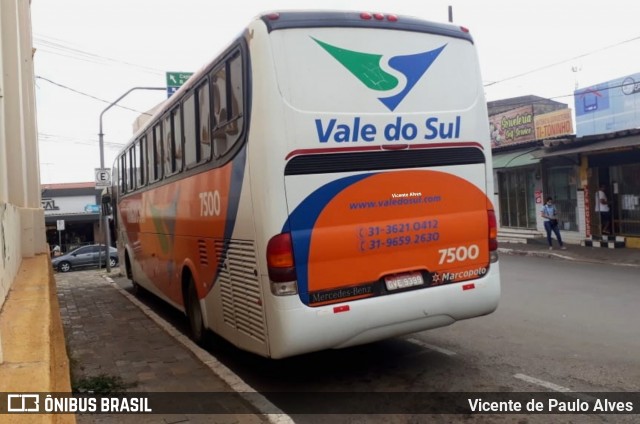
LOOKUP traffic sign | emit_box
[95,168,111,188]
[167,86,180,98]
[57,220,65,231]
[166,72,193,87]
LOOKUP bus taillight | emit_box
[267,233,298,295]
[488,210,499,263]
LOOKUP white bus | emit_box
[113,10,500,359]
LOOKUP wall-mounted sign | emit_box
[575,72,640,137]
[489,105,535,148]
[84,204,101,213]
[43,195,99,215]
[42,198,60,211]
[534,109,573,139]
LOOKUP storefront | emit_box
[586,148,640,238]
[534,132,640,246]
[493,148,541,229]
[490,85,640,247]
[489,98,573,234]
[42,182,103,253]
[543,158,580,233]
[572,72,640,246]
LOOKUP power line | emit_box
[35,75,157,116]
[484,35,640,87]
[33,34,165,75]
[38,132,125,148]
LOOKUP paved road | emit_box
[110,253,640,423]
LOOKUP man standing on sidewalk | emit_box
[595,184,611,235]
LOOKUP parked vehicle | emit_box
[113,11,499,359]
[51,244,118,273]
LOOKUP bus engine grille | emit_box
[215,239,266,343]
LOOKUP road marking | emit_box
[105,276,294,424]
[407,337,457,356]
[514,373,572,392]
[513,374,598,403]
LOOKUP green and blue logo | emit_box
[313,38,446,111]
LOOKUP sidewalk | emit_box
[55,269,272,424]
[498,239,640,268]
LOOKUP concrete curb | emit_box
[498,247,640,268]
[102,273,294,424]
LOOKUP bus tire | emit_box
[131,280,145,297]
[185,279,206,345]
[125,253,133,279]
[125,254,144,297]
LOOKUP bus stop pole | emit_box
[98,86,166,272]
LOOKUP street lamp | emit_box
[98,87,166,272]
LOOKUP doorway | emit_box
[546,166,578,232]
[498,168,537,229]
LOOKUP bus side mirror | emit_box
[101,192,112,216]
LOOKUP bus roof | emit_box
[259,11,474,44]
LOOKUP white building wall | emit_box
[0,0,46,364]
[577,189,586,240]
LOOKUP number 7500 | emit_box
[438,245,480,264]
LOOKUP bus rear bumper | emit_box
[266,268,500,359]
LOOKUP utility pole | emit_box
[571,65,582,90]
[98,87,165,272]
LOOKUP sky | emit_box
[30,0,640,184]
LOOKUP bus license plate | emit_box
[385,272,424,291]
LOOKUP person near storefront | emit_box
[541,197,567,250]
[595,184,611,235]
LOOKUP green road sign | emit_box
[166,72,193,87]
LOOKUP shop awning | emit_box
[44,213,100,223]
[492,149,540,169]
[533,134,640,158]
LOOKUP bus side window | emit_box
[211,52,244,158]
[183,92,198,168]
[153,124,163,181]
[136,136,146,188]
[198,81,211,162]
[163,114,173,176]
[228,53,244,139]
[146,129,154,183]
[211,66,228,158]
[119,155,127,194]
[127,146,135,192]
[172,106,183,173]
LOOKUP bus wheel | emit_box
[125,255,144,296]
[186,280,206,345]
[131,281,145,297]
